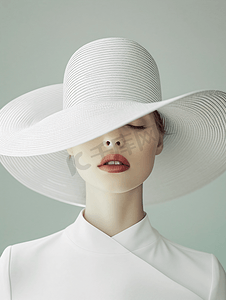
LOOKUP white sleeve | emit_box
[0,245,12,300]
[209,254,226,300]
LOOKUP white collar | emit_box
[64,208,160,254]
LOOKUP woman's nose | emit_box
[102,132,126,149]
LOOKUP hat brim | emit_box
[0,84,226,206]
[0,84,224,156]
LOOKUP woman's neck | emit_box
[83,182,145,237]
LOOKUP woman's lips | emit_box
[98,164,130,173]
[97,154,130,173]
[98,154,130,167]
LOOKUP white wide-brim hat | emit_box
[0,37,225,207]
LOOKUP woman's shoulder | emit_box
[156,234,226,299]
[159,234,211,255]
[158,233,213,267]
[1,227,66,260]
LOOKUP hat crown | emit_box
[63,37,162,109]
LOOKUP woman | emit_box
[0,37,226,299]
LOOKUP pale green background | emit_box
[0,0,226,271]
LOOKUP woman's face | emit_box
[67,113,163,193]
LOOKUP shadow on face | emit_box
[66,112,164,193]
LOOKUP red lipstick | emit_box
[97,154,130,173]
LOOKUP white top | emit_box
[0,208,225,300]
